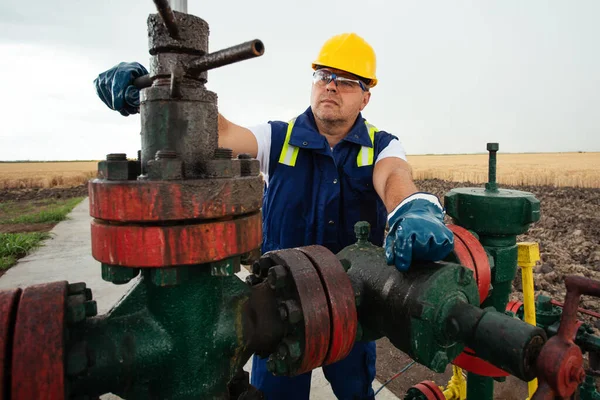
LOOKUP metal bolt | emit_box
[268,265,287,290]
[101,264,140,285]
[67,294,87,324]
[430,351,449,373]
[84,301,98,317]
[106,153,127,161]
[456,267,473,286]
[155,149,178,160]
[253,257,273,278]
[245,274,262,286]
[284,339,301,361]
[215,147,233,159]
[487,143,499,152]
[277,343,289,359]
[354,221,370,243]
[283,300,303,324]
[68,282,87,295]
[278,305,288,321]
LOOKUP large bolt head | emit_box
[487,143,499,152]
[268,265,288,290]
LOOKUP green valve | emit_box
[444,143,540,235]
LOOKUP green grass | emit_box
[0,232,52,270]
[0,197,84,224]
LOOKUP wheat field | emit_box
[0,152,599,189]
[408,152,600,188]
[0,162,98,189]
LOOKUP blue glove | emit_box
[93,62,148,116]
[385,192,454,272]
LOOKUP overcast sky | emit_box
[1,0,598,160]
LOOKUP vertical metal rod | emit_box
[170,0,187,12]
[485,142,499,192]
[152,0,180,39]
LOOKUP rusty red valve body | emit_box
[532,275,600,399]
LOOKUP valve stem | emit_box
[485,142,499,193]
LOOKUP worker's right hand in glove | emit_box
[93,62,148,116]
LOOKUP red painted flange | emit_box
[410,380,446,399]
[298,245,357,366]
[11,281,68,399]
[0,288,21,400]
[447,224,491,304]
[448,224,506,377]
[91,212,262,267]
[88,177,263,222]
[506,300,524,315]
[268,249,331,376]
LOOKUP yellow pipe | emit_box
[443,366,466,400]
[517,242,541,400]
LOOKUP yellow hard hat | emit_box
[312,33,378,87]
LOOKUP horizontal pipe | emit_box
[185,39,265,76]
[132,39,265,90]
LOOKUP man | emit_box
[94,32,454,400]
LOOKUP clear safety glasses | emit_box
[312,69,367,92]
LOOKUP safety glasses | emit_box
[312,69,367,92]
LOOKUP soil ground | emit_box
[1,180,599,399]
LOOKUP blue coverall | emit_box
[252,107,400,400]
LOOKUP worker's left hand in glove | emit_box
[385,192,454,272]
[93,61,148,116]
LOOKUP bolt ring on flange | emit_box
[298,245,357,366]
[263,248,331,376]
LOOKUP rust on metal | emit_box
[186,40,265,77]
[11,281,68,399]
[91,212,262,267]
[152,0,180,39]
[448,224,491,303]
[88,177,263,222]
[298,245,357,366]
[267,249,331,375]
[533,275,600,399]
[0,288,21,400]
[550,299,600,319]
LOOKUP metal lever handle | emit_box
[132,39,265,90]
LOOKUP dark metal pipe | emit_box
[186,39,265,76]
[447,301,547,381]
[152,0,180,39]
[132,39,265,90]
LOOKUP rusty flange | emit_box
[0,288,20,400]
[298,245,357,366]
[406,380,446,399]
[264,249,331,376]
[447,224,491,304]
[11,281,68,399]
[88,177,263,222]
[91,212,262,267]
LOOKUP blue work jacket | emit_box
[261,107,399,254]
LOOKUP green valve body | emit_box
[67,267,254,400]
[443,143,541,400]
